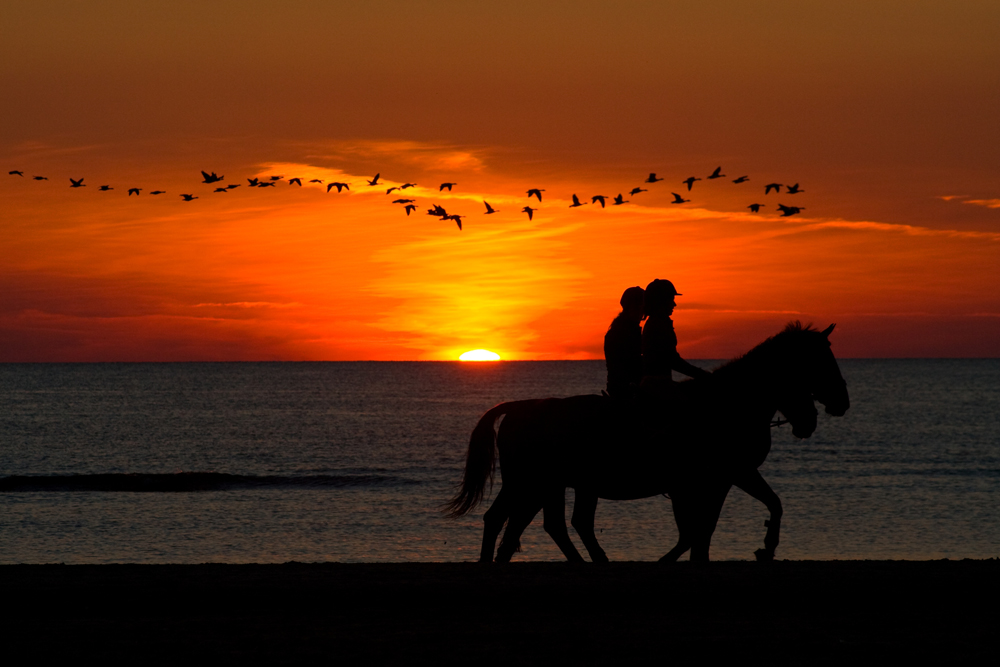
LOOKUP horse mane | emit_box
[712,321,819,379]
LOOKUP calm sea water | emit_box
[0,360,997,563]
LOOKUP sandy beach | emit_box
[1,560,994,664]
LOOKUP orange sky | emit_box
[2,2,998,360]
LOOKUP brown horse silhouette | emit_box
[448,323,849,562]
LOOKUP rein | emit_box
[770,419,789,428]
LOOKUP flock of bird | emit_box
[7,165,807,231]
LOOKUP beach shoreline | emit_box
[2,560,994,664]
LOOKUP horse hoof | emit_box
[754,548,774,562]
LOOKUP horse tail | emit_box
[444,402,518,518]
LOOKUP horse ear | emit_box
[821,323,836,338]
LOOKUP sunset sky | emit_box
[2,1,998,360]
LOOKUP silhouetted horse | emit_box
[447,323,849,562]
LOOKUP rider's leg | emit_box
[733,469,783,561]
[570,489,609,563]
[495,498,542,563]
[480,487,509,563]
[542,487,585,563]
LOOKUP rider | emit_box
[604,286,645,399]
[641,279,710,395]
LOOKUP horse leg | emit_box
[495,498,542,563]
[479,486,510,563]
[660,492,693,563]
[733,469,783,562]
[542,487,585,563]
[687,483,732,563]
[570,489,609,563]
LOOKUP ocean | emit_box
[0,360,997,563]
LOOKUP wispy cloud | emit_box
[193,302,303,309]
[305,139,488,172]
[964,199,1000,209]
[937,195,1000,210]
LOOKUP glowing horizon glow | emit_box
[1,5,998,361]
[459,349,501,362]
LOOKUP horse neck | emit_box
[711,342,786,422]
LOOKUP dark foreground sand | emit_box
[1,561,996,665]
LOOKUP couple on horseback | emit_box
[605,279,709,402]
[448,280,849,563]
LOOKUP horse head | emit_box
[809,324,850,417]
[772,322,849,438]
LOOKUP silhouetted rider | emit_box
[641,279,710,395]
[604,286,645,399]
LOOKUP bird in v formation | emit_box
[9,163,808,231]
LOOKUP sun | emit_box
[459,349,501,361]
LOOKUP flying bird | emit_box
[439,182,456,191]
[707,166,725,180]
[612,194,628,205]
[765,183,782,195]
[8,170,23,176]
[682,177,700,191]
[33,176,48,180]
[732,176,749,184]
[289,178,302,186]
[522,206,537,220]
[404,204,417,216]
[386,186,400,195]
[309,179,324,184]
[258,181,276,188]
[128,188,141,196]
[401,183,417,189]
[70,178,85,188]
[269,175,283,181]
[180,194,198,201]
[201,171,224,184]
[444,214,464,230]
[247,178,259,187]
[150,190,166,195]
[629,187,647,196]
[645,173,663,183]
[427,204,448,217]
[327,182,349,193]
[591,195,608,208]
[98,185,113,191]
[747,203,763,213]
[786,183,803,194]
[392,198,415,204]
[367,173,381,186]
[527,188,545,201]
[214,187,228,193]
[569,194,587,208]
[671,192,689,204]
[483,201,498,214]
[777,204,804,216]
[225,184,240,190]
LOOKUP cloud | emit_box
[305,139,487,172]
[938,195,1000,210]
[192,302,303,309]
[964,199,1000,209]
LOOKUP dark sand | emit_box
[2,561,996,664]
